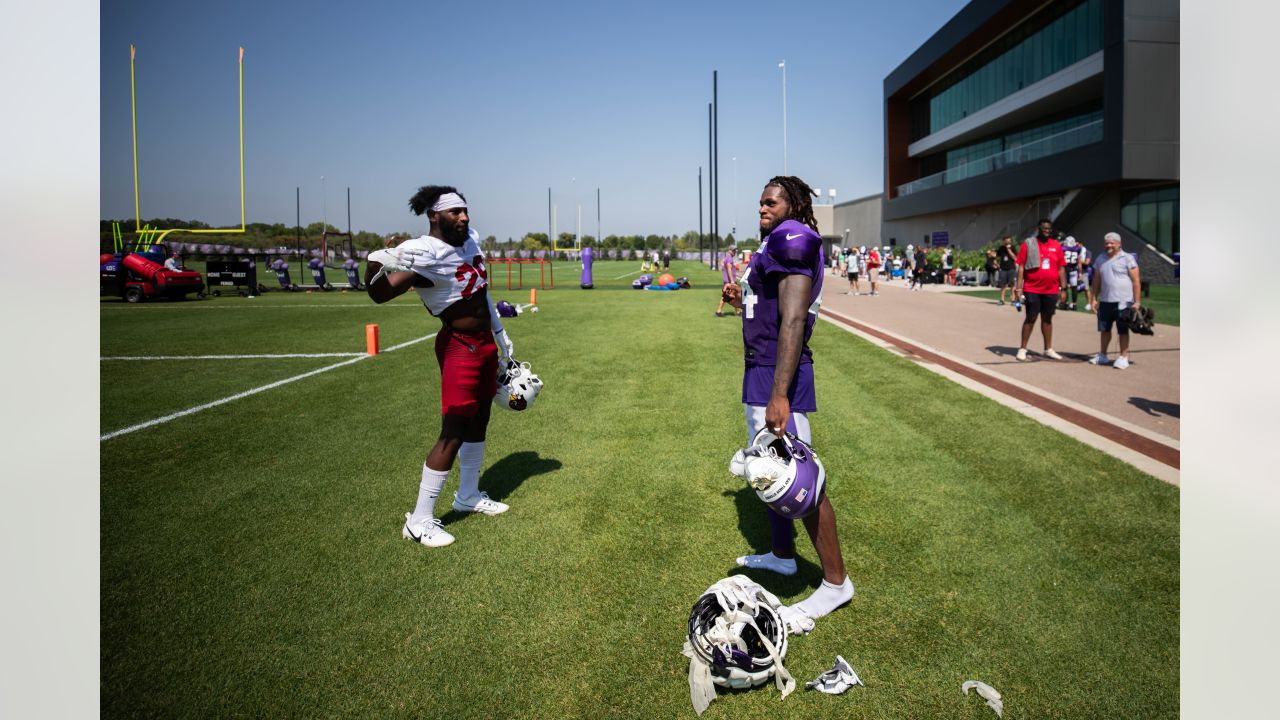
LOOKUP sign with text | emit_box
[931,231,950,247]
[205,261,257,287]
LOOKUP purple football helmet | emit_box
[732,428,826,520]
[496,300,518,318]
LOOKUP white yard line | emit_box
[100,332,437,441]
[611,269,642,279]
[103,353,365,360]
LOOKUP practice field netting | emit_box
[101,259,1178,718]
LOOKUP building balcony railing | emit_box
[896,119,1104,198]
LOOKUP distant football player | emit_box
[366,185,515,548]
[721,175,854,624]
[715,246,740,317]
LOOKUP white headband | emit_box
[431,193,467,212]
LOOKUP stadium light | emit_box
[779,61,787,174]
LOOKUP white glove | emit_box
[806,655,863,694]
[394,246,440,273]
[367,247,417,284]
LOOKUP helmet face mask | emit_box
[731,428,826,519]
[494,360,543,411]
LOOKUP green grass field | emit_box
[955,284,1180,326]
[101,259,1178,718]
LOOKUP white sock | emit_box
[735,552,797,576]
[456,442,485,500]
[411,465,448,524]
[791,576,854,620]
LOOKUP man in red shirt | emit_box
[866,245,881,296]
[1014,218,1067,361]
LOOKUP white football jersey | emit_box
[400,233,489,315]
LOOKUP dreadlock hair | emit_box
[764,176,819,233]
[408,185,466,216]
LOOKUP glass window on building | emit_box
[1120,186,1180,255]
[909,0,1104,140]
[899,105,1104,197]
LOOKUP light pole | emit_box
[732,156,738,239]
[778,61,787,175]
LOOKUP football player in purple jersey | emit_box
[721,176,854,624]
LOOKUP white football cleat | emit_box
[402,513,455,548]
[452,492,510,515]
[729,448,749,478]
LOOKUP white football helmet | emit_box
[730,428,826,520]
[494,359,543,411]
[682,575,796,713]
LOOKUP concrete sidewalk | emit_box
[817,273,1179,482]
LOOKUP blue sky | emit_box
[100,0,968,241]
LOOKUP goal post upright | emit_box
[127,44,248,246]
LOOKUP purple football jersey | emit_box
[740,219,824,368]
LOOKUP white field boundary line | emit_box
[611,269,642,279]
[103,353,365,360]
[99,332,437,442]
[818,310,1180,486]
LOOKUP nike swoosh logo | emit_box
[786,233,802,240]
[406,525,423,542]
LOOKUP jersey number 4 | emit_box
[455,258,488,299]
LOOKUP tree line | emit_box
[101,219,743,254]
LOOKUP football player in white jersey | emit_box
[365,185,515,548]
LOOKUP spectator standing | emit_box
[1013,219,1066,361]
[844,247,862,294]
[941,247,955,285]
[911,245,928,291]
[866,245,881,295]
[997,236,1018,305]
[984,248,998,288]
[1089,231,1142,369]
[857,246,868,293]
[662,248,671,270]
